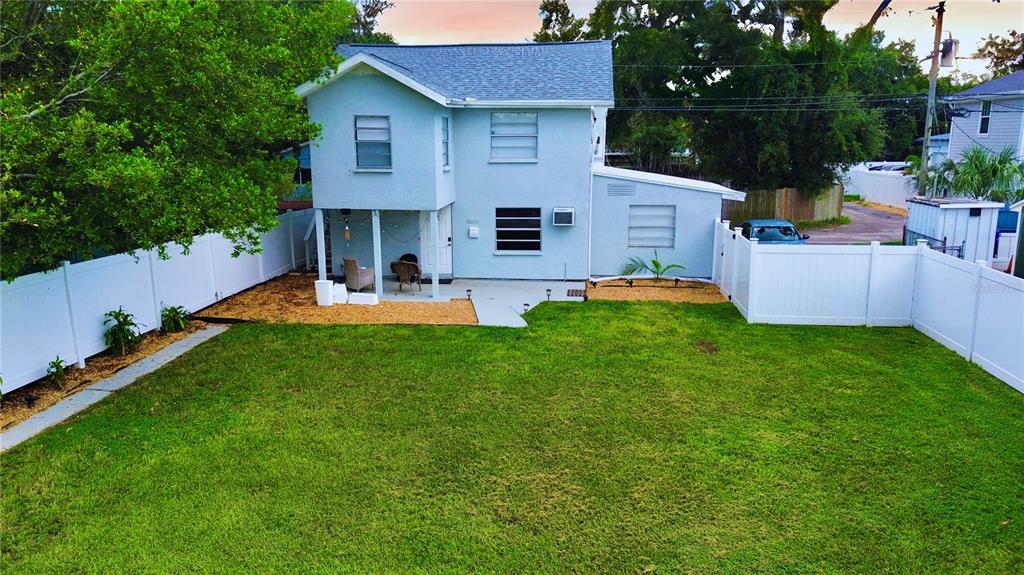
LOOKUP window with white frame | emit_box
[441,116,450,167]
[628,205,676,248]
[355,115,391,168]
[490,112,537,160]
[495,208,541,251]
[979,100,992,134]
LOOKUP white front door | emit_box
[420,205,453,276]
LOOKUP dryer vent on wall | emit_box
[607,183,636,197]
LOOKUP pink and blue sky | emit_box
[377,0,1024,77]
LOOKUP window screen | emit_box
[355,116,391,168]
[496,207,541,251]
[628,205,676,248]
[490,113,537,160]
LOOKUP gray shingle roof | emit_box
[336,41,613,103]
[944,70,1024,100]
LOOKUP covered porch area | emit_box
[311,205,452,304]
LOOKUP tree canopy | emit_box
[973,31,1024,77]
[534,0,948,194]
[1,0,355,279]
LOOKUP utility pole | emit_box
[918,1,945,196]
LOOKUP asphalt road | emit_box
[805,202,907,245]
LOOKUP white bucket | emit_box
[314,280,334,306]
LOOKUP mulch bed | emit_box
[0,321,209,431]
[198,273,478,326]
[586,278,726,303]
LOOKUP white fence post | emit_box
[287,210,296,271]
[747,237,759,323]
[61,261,86,368]
[865,241,880,327]
[711,217,720,284]
[966,259,986,360]
[147,250,162,326]
[207,235,220,300]
[730,226,743,301]
[910,239,929,322]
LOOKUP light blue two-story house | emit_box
[942,70,1024,162]
[296,41,744,300]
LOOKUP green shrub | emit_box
[161,305,190,333]
[622,251,686,279]
[47,356,67,390]
[103,307,142,356]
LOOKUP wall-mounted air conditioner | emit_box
[552,207,575,226]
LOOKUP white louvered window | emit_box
[355,115,391,168]
[628,205,676,248]
[441,117,450,167]
[490,112,538,160]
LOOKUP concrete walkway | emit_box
[381,278,585,327]
[806,202,907,245]
[0,325,228,452]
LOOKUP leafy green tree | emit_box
[974,31,1024,77]
[534,0,587,42]
[339,0,397,45]
[1,0,354,279]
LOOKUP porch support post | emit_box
[430,209,441,299]
[314,208,327,281]
[371,209,384,298]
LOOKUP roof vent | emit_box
[607,183,636,197]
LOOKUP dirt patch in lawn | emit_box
[587,278,726,303]
[0,321,208,431]
[198,274,478,326]
[859,200,909,217]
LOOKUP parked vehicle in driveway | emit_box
[740,219,810,244]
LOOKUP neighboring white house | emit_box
[295,42,744,302]
[942,70,1024,161]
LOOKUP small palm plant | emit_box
[103,307,142,356]
[950,146,1024,203]
[622,251,685,279]
[160,305,190,333]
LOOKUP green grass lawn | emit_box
[3,302,1023,574]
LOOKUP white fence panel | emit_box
[0,271,78,387]
[971,268,1024,391]
[210,235,262,299]
[912,249,979,356]
[842,165,914,209]
[753,245,875,325]
[153,236,218,313]
[714,221,1023,393]
[68,253,159,359]
[1,209,314,394]
[869,246,917,326]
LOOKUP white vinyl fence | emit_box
[713,219,1024,393]
[1,209,313,393]
[841,164,915,209]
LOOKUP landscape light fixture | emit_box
[546,288,552,301]
[466,289,472,300]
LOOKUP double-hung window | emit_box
[628,205,676,248]
[355,115,391,169]
[441,117,450,167]
[490,112,537,160]
[495,208,541,252]
[979,100,992,134]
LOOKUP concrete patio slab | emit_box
[1,325,229,452]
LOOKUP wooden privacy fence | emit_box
[712,219,1024,393]
[0,209,314,394]
[721,186,843,224]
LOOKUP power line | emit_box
[614,93,928,101]
[612,56,912,69]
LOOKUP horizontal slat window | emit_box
[628,205,676,248]
[441,117,450,167]
[355,116,391,168]
[979,101,991,134]
[491,113,537,160]
[496,207,541,252]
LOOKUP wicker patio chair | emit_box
[343,257,375,292]
[390,260,422,294]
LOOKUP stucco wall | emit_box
[327,209,422,277]
[450,108,593,280]
[590,175,722,278]
[306,67,446,211]
[947,96,1024,162]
